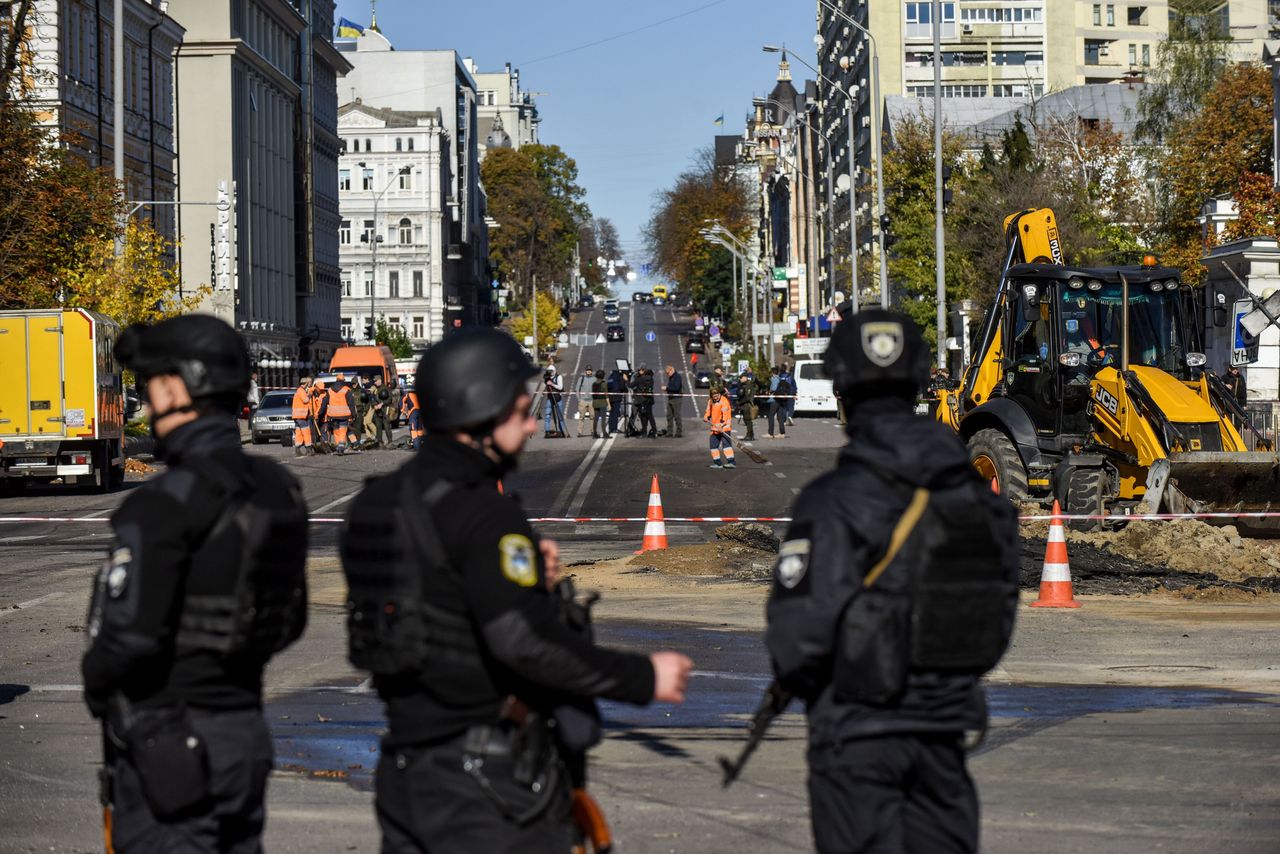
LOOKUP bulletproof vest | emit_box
[340,469,480,678]
[834,469,1017,706]
[176,457,308,656]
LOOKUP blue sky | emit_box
[333,0,813,268]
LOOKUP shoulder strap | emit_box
[862,488,930,589]
[397,471,456,572]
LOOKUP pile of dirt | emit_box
[124,458,155,475]
[627,541,776,583]
[714,522,780,553]
[1020,515,1280,583]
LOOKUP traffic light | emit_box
[880,214,897,249]
[364,323,375,340]
[941,164,954,210]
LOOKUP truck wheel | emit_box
[1065,467,1109,532]
[968,429,1029,500]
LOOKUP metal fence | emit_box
[1244,401,1279,446]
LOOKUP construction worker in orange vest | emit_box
[326,374,354,454]
[703,387,735,469]
[291,375,314,456]
[401,388,423,450]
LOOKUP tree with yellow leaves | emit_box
[58,219,208,325]
[508,288,562,360]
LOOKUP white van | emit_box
[793,358,838,414]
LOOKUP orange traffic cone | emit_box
[1030,500,1081,608]
[635,475,669,554]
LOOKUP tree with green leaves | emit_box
[372,317,414,359]
[1135,0,1232,144]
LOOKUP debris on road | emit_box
[124,458,155,475]
[627,541,775,582]
[714,522,780,553]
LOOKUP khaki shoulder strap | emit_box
[862,487,931,589]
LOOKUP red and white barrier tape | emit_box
[3,511,1280,526]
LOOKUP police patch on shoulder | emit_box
[861,321,904,368]
[775,538,811,590]
[498,534,537,588]
[107,547,132,599]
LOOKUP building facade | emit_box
[467,59,540,159]
[337,101,449,351]
[30,0,184,242]
[337,30,494,329]
[171,0,351,387]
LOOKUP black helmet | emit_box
[416,328,540,431]
[115,314,250,408]
[823,308,931,400]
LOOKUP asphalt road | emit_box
[1,301,1279,853]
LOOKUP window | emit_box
[363,271,373,297]
[1106,4,1114,25]
[351,139,359,153]
[906,2,930,24]
[341,317,352,340]
[339,169,351,191]
[389,272,400,298]
[413,270,424,297]
[365,138,372,151]
[362,219,376,244]
[399,218,413,244]
[1084,40,1104,65]
[1093,4,1101,25]
[395,138,403,152]
[408,138,415,151]
[1128,43,1137,65]
[362,168,374,190]
[1128,5,1147,26]
[399,170,412,190]
[339,219,351,245]
[341,272,352,297]
[907,84,987,98]
[412,316,424,339]
[1142,44,1150,65]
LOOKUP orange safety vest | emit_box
[402,391,419,417]
[704,397,733,432]
[292,387,312,419]
[326,387,352,419]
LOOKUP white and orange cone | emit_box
[1029,500,1081,608]
[635,474,669,554]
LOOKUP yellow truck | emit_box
[0,308,127,491]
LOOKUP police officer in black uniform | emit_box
[84,315,308,852]
[765,309,1020,854]
[340,328,693,853]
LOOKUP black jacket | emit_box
[765,398,1018,749]
[371,439,655,747]
[666,372,683,396]
[82,417,307,713]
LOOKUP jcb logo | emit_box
[1094,388,1119,415]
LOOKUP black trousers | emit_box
[666,398,682,436]
[807,734,978,854]
[607,400,621,434]
[376,737,573,854]
[109,707,274,853]
[767,400,786,436]
[638,404,656,436]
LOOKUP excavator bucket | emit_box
[1156,452,1280,536]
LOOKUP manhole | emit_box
[1103,664,1214,673]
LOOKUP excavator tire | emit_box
[1065,466,1108,533]
[967,429,1029,500]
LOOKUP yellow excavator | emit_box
[937,208,1280,532]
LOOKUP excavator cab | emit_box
[940,208,1280,532]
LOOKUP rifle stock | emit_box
[718,681,793,788]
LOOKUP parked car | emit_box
[685,334,706,354]
[606,324,626,341]
[632,291,651,303]
[604,309,621,324]
[250,389,297,445]
[652,296,666,307]
[695,371,711,388]
[793,358,838,414]
[579,296,595,309]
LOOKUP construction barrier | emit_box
[1029,500,1081,609]
[634,475,669,553]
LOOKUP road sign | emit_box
[826,308,843,323]
[1233,298,1260,366]
[595,333,606,344]
[752,322,794,336]
[772,267,788,281]
[738,360,750,375]
[523,336,535,347]
[645,331,656,343]
[793,337,831,356]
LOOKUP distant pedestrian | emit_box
[664,364,683,438]
[326,374,355,454]
[779,363,796,425]
[349,376,367,447]
[370,374,393,447]
[710,366,726,394]
[291,375,314,455]
[606,368,625,435]
[766,367,786,438]
[635,368,657,438]
[576,365,595,437]
[591,370,609,438]
[401,388,423,450]
[543,367,565,438]
[737,371,756,442]
[704,388,735,469]
[247,369,261,408]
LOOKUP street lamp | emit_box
[812,0,890,309]
[357,162,412,340]
[763,46,864,314]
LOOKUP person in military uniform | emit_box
[84,315,309,853]
[765,309,1020,854]
[340,328,693,852]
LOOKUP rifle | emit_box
[718,680,793,788]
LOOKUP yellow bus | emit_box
[651,284,669,301]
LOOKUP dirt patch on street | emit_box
[626,541,776,582]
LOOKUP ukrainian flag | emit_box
[713,114,724,126]
[337,17,364,38]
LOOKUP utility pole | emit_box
[113,0,125,257]
[531,273,538,361]
[847,104,859,314]
[932,0,947,367]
